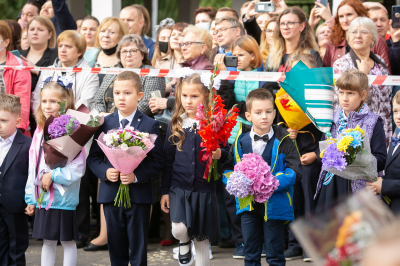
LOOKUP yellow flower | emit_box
[346,125,364,136]
[287,98,299,108]
[337,135,353,153]
[333,78,336,86]
[320,149,325,158]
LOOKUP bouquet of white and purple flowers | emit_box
[225,153,279,210]
[96,126,157,208]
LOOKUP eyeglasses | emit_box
[178,42,204,48]
[264,29,274,34]
[349,29,370,36]
[121,49,139,57]
[213,26,236,36]
[278,22,302,29]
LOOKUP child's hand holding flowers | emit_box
[106,168,120,182]
[366,177,383,194]
[120,173,136,185]
[212,148,222,160]
[40,172,53,191]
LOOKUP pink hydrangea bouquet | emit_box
[96,126,157,208]
[226,153,279,209]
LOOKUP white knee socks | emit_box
[193,239,210,266]
[41,240,77,266]
[171,222,191,255]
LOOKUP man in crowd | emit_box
[215,7,239,20]
[367,5,390,40]
[119,4,155,59]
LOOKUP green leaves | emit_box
[86,115,101,127]
[58,101,66,116]
[66,117,77,135]
[238,195,254,210]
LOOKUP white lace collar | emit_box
[180,113,200,129]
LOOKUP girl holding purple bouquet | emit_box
[314,69,387,216]
[25,78,86,266]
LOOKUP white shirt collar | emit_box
[118,109,137,127]
[249,126,274,141]
[0,130,17,144]
[180,113,200,129]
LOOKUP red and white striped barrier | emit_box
[2,65,400,86]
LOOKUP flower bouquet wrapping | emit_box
[36,103,104,208]
[290,190,395,266]
[225,153,279,211]
[319,126,377,182]
[195,66,239,182]
[96,126,157,208]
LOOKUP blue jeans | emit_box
[241,203,285,266]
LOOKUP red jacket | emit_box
[323,35,391,74]
[4,51,31,133]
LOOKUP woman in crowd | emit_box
[0,20,31,135]
[80,15,99,51]
[151,18,175,69]
[324,0,391,72]
[5,20,22,50]
[91,34,165,117]
[333,17,392,146]
[260,17,277,63]
[264,6,323,94]
[20,28,29,50]
[83,17,129,69]
[315,23,332,59]
[194,6,216,30]
[19,16,58,135]
[31,30,99,112]
[149,22,189,115]
[210,20,218,49]
[256,13,272,30]
[149,25,213,116]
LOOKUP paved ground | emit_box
[26,239,313,266]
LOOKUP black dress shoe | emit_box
[83,243,108,251]
[178,241,193,265]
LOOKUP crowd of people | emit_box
[1,0,400,266]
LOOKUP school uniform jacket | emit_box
[87,110,164,205]
[381,142,400,213]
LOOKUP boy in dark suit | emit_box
[368,91,400,214]
[87,71,164,266]
[0,94,31,266]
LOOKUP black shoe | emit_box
[178,241,193,265]
[83,243,108,251]
[284,248,303,261]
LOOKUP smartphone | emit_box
[316,0,328,8]
[10,50,21,58]
[255,2,275,13]
[393,6,400,28]
[224,56,238,68]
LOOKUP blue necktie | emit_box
[121,119,129,128]
[391,136,400,147]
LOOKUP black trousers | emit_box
[222,182,244,244]
[0,204,29,266]
[76,167,91,243]
[103,202,151,266]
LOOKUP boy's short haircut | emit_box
[336,69,370,100]
[113,71,142,93]
[0,94,21,116]
[290,54,317,69]
[393,90,400,105]
[246,88,274,112]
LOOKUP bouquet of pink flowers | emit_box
[96,126,157,208]
[225,153,279,209]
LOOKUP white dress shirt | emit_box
[118,109,137,128]
[0,130,17,167]
[249,127,275,156]
[117,109,138,183]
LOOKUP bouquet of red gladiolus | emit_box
[195,65,239,182]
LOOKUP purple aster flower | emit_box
[321,143,348,171]
[48,115,80,139]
